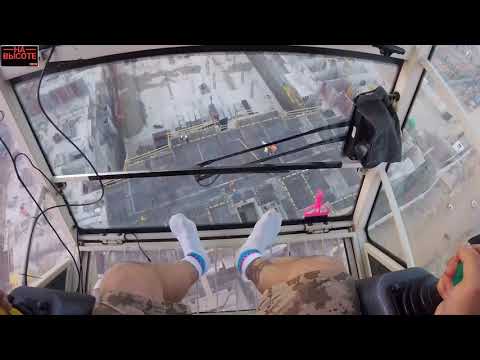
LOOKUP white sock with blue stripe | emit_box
[169,214,210,277]
[236,209,283,282]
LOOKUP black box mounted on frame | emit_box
[343,86,402,169]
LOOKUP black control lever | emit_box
[372,45,406,57]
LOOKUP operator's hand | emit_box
[435,245,480,315]
[0,289,12,314]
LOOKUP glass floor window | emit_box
[92,236,349,313]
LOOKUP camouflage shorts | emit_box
[257,270,361,315]
[93,291,189,315]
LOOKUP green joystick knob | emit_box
[453,262,463,287]
[452,234,480,287]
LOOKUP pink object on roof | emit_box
[304,191,330,218]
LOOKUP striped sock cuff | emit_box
[185,252,207,276]
[236,249,262,280]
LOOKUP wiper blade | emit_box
[197,120,349,167]
[53,161,349,183]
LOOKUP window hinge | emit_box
[101,239,125,246]
[305,223,331,234]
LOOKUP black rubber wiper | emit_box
[197,120,349,167]
[67,162,345,182]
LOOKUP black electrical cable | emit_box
[2,45,105,290]
[13,154,84,291]
[36,46,105,204]
[124,233,152,263]
[84,251,91,294]
[0,111,81,288]
[26,45,105,291]
[16,150,103,292]
[76,230,84,294]
[16,152,83,291]
[217,291,234,312]
[196,174,221,187]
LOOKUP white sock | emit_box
[236,209,282,281]
[169,214,210,277]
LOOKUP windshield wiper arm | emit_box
[53,161,348,183]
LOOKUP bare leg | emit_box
[94,214,210,315]
[246,256,346,294]
[235,210,357,314]
[99,260,198,304]
[235,209,347,294]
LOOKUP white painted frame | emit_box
[79,228,354,252]
[363,242,405,277]
[353,45,433,277]
[28,257,77,291]
[78,220,353,242]
[377,166,415,267]
[0,45,408,81]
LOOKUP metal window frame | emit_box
[79,228,356,296]
[343,236,359,279]
[6,44,405,236]
[376,166,415,267]
[26,257,78,291]
[2,45,411,292]
[365,46,435,246]
[363,242,405,277]
[78,226,354,250]
[4,45,405,83]
[78,215,353,236]
[353,45,434,278]
[78,219,353,242]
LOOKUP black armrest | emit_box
[8,287,96,315]
[356,268,442,315]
